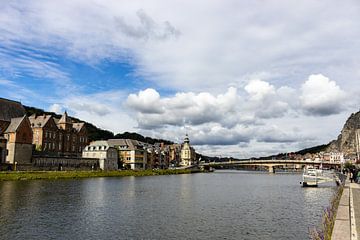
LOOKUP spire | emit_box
[58,111,71,124]
[184,134,190,143]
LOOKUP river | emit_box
[0,171,336,240]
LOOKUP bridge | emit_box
[199,159,341,173]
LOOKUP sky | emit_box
[0,0,360,158]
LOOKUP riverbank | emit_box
[0,169,198,181]
[330,180,359,240]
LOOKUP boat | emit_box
[301,166,339,187]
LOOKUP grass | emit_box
[0,169,196,181]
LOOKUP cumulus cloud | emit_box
[127,88,163,114]
[300,74,347,116]
[244,79,291,119]
[0,1,358,157]
[48,104,63,114]
[126,87,241,129]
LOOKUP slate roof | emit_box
[73,122,85,132]
[0,98,26,122]
[108,139,145,150]
[58,111,72,124]
[84,140,111,151]
[5,116,26,133]
[29,114,52,128]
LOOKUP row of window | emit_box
[85,146,108,151]
[43,131,87,143]
[43,142,83,152]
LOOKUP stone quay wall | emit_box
[31,156,100,171]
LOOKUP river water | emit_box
[0,171,336,240]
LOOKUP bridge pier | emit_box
[268,166,275,173]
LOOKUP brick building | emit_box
[29,111,88,157]
[4,116,33,164]
[0,98,27,163]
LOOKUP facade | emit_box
[82,141,118,170]
[108,139,147,170]
[0,98,27,164]
[4,116,33,164]
[323,152,344,163]
[29,111,88,156]
[169,144,182,167]
[180,135,196,166]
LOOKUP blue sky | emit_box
[1,0,360,157]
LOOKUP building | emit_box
[0,98,27,164]
[82,141,118,170]
[169,144,182,167]
[180,135,196,166]
[323,152,344,163]
[29,111,88,156]
[108,139,147,170]
[4,116,33,164]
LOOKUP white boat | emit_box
[301,166,338,187]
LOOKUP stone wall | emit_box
[6,142,32,164]
[0,142,6,163]
[32,156,100,171]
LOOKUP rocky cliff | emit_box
[326,110,360,157]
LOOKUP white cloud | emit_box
[126,87,242,129]
[48,104,63,114]
[1,1,360,92]
[300,74,347,116]
[0,1,358,158]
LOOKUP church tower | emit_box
[180,134,195,166]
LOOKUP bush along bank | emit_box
[309,182,345,240]
[0,169,197,181]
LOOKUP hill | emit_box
[326,110,360,158]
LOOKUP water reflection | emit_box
[0,172,336,240]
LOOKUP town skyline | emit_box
[1,1,360,158]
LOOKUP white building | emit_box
[82,141,118,170]
[323,151,344,163]
[180,135,196,166]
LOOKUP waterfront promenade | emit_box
[332,181,360,240]
[352,183,360,240]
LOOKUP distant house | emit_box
[82,141,118,170]
[108,139,147,170]
[29,111,88,156]
[4,116,33,164]
[0,98,27,164]
[169,144,182,167]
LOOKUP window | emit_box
[53,143,55,150]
